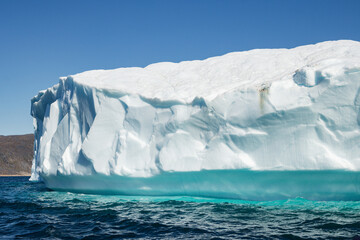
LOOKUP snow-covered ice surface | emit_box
[31,40,360,200]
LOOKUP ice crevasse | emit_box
[30,40,360,200]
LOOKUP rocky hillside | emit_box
[0,134,34,176]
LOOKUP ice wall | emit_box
[30,40,360,199]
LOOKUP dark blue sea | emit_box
[1,177,360,239]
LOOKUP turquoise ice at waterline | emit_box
[42,170,360,201]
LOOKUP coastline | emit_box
[0,174,30,177]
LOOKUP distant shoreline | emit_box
[0,175,30,177]
[0,134,34,177]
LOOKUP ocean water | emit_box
[1,177,360,239]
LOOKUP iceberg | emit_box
[30,40,360,200]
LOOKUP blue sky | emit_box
[0,0,359,135]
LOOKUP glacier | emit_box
[30,40,360,200]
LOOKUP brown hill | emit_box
[0,134,34,176]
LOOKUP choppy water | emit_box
[1,177,360,239]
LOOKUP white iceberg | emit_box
[30,40,360,200]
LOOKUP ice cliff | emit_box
[30,40,360,200]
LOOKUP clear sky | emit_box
[0,0,359,135]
